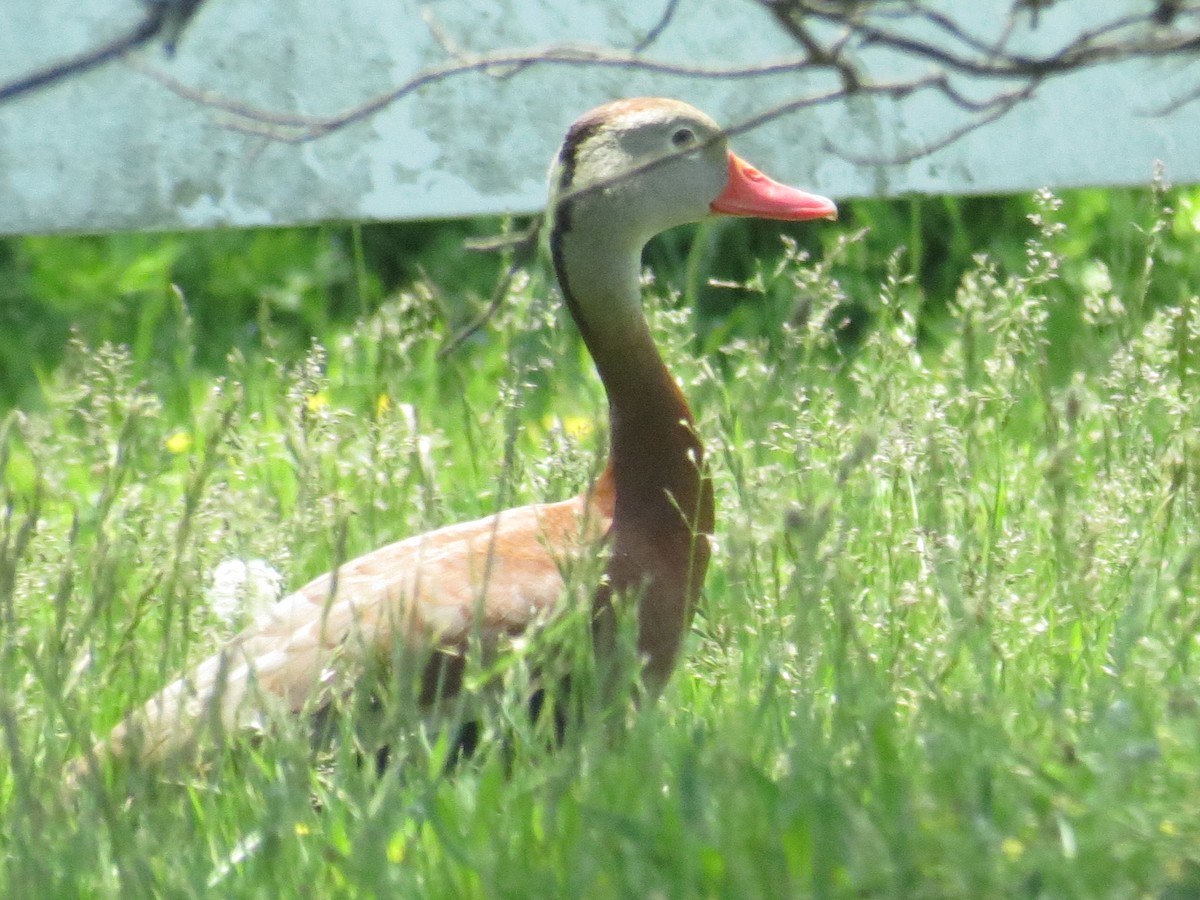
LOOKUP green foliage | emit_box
[2,183,1200,896]
[0,218,526,413]
[5,184,1200,415]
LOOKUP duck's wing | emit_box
[87,491,611,770]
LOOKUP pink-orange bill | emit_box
[710,152,837,222]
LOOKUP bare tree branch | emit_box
[1150,80,1200,115]
[634,0,685,53]
[2,0,1197,173]
[764,0,1200,81]
[0,0,207,104]
[132,46,842,142]
[120,0,1199,164]
[828,83,1038,166]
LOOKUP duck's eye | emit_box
[671,127,696,148]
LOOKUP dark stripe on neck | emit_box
[550,117,605,350]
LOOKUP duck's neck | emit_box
[552,224,713,689]
[553,229,700,520]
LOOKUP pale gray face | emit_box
[552,99,731,248]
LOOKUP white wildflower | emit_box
[206,558,284,625]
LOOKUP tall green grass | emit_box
[3,184,1200,897]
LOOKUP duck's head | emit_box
[550,98,836,248]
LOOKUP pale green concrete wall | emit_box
[0,0,1196,234]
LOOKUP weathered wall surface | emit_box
[0,0,1197,234]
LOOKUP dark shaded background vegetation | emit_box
[2,186,1197,416]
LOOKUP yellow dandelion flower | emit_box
[306,391,330,413]
[1160,820,1177,837]
[376,393,391,417]
[1000,837,1025,861]
[387,833,406,864]
[557,414,593,439]
[165,430,193,454]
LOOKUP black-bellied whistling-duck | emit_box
[79,98,836,773]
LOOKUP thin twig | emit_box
[117,0,1200,170]
[776,0,1198,80]
[634,0,684,53]
[1145,80,1200,115]
[134,46,837,142]
[0,0,208,104]
[438,221,543,360]
[829,82,1038,166]
[437,263,520,361]
[0,16,160,104]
